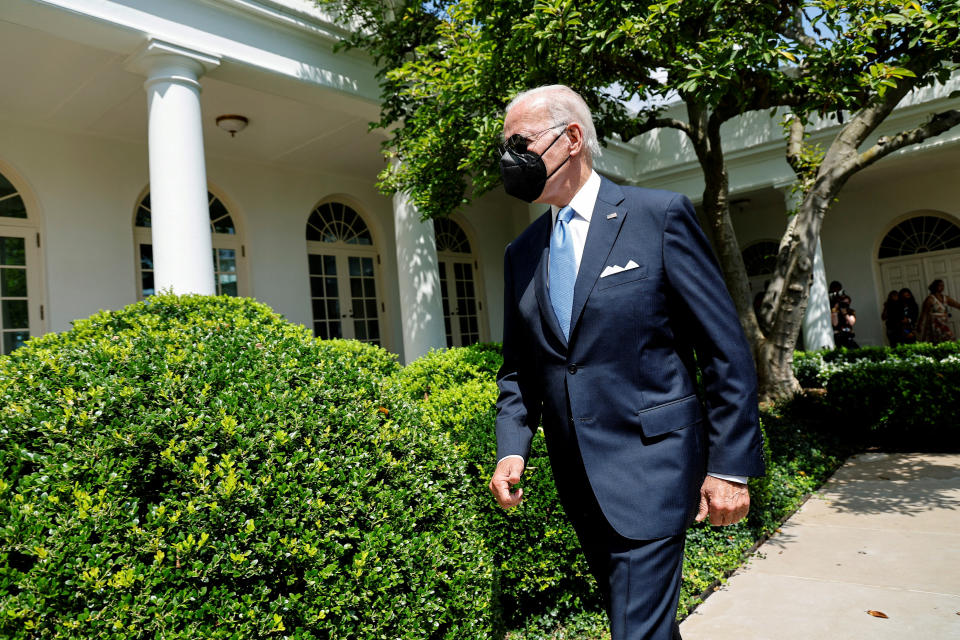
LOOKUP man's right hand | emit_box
[489,456,525,509]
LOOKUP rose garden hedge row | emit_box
[793,344,960,448]
[0,295,495,639]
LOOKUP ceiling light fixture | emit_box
[216,114,248,137]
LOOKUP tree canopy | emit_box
[318,0,960,399]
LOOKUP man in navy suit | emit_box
[489,85,766,640]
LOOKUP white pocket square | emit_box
[600,260,640,278]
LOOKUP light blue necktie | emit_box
[549,205,577,340]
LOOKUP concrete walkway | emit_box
[680,452,960,639]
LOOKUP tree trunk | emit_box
[757,183,840,402]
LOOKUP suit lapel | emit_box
[569,178,627,340]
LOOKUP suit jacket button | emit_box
[567,364,578,374]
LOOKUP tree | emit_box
[316,0,960,401]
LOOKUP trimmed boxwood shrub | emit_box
[0,295,495,639]
[793,344,960,448]
[393,346,602,629]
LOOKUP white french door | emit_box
[307,249,384,346]
[0,225,43,354]
[438,257,484,348]
[879,250,960,340]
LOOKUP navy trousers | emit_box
[550,417,685,640]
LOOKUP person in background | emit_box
[832,293,858,349]
[917,279,960,343]
[898,288,919,344]
[881,290,901,346]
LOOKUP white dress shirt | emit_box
[499,171,746,485]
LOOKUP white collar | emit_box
[551,170,601,224]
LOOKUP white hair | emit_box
[505,85,601,160]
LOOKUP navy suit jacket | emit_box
[495,177,766,540]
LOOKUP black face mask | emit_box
[499,129,570,203]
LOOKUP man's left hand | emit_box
[695,476,750,526]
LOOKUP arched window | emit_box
[0,170,41,354]
[434,217,485,347]
[878,215,960,259]
[134,190,244,298]
[306,201,383,346]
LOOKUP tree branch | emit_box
[614,113,691,141]
[780,4,817,49]
[854,109,960,173]
[834,74,919,152]
[785,115,805,176]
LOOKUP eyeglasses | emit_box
[499,122,568,155]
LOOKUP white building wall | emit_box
[0,119,146,329]
[0,117,412,351]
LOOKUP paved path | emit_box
[680,452,960,639]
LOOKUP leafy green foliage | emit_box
[793,343,960,448]
[0,295,495,639]
[392,345,602,628]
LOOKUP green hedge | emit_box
[393,346,601,631]
[793,344,960,448]
[0,295,495,639]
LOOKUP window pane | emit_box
[352,298,364,318]
[2,300,29,328]
[361,257,374,277]
[142,271,155,297]
[0,173,16,199]
[308,254,324,275]
[0,195,27,219]
[325,277,338,297]
[1,268,27,297]
[135,205,151,228]
[348,256,361,277]
[328,321,342,339]
[217,249,236,273]
[312,299,326,320]
[219,278,238,297]
[310,277,325,297]
[364,278,376,297]
[327,300,339,319]
[140,244,153,270]
[212,215,236,235]
[323,255,336,274]
[209,198,230,221]
[315,322,328,339]
[0,237,26,266]
[354,320,367,340]
[368,321,379,340]
[365,299,377,318]
[3,331,29,354]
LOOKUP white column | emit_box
[127,40,220,296]
[392,189,446,363]
[778,182,834,350]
